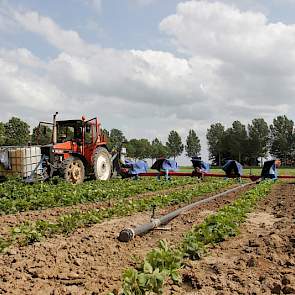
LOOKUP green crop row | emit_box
[0,180,233,252]
[0,177,199,215]
[119,181,273,295]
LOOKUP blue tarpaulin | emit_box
[151,159,178,172]
[222,160,243,176]
[201,162,210,173]
[162,159,178,172]
[125,159,149,175]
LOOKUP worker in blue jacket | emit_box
[222,160,243,182]
[261,159,281,180]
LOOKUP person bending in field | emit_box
[222,160,243,182]
[191,157,210,180]
[261,159,281,181]
[151,158,178,181]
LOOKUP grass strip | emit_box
[0,180,233,252]
[119,180,273,295]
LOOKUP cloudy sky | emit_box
[1,0,295,162]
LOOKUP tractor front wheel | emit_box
[93,147,112,180]
[62,157,85,184]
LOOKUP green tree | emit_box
[248,118,269,165]
[31,125,52,145]
[226,121,248,163]
[108,128,126,151]
[185,129,201,158]
[270,115,294,165]
[0,122,5,145]
[150,138,169,162]
[206,123,225,165]
[166,130,184,160]
[4,117,30,146]
[127,139,151,160]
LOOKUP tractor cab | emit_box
[54,120,84,153]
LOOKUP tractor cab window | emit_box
[84,119,97,144]
[57,126,75,142]
[85,123,93,144]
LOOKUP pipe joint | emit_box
[151,218,161,227]
[118,228,135,242]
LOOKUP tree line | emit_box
[0,115,294,166]
[0,117,200,161]
[207,115,295,166]
[103,129,200,161]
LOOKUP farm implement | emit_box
[137,171,295,181]
[138,159,295,181]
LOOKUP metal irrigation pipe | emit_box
[118,181,258,242]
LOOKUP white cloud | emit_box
[13,10,98,56]
[160,0,295,111]
[0,53,64,112]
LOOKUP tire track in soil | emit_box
[173,183,295,295]
[0,183,200,237]
[0,184,254,295]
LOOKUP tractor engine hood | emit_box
[52,141,80,154]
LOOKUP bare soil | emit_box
[0,184,251,294]
[173,183,295,295]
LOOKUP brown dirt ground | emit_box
[171,182,295,295]
[0,184,251,294]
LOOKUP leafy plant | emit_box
[8,180,231,248]
[122,240,182,295]
[0,177,202,215]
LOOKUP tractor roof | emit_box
[57,120,83,127]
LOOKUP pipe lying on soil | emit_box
[118,181,257,242]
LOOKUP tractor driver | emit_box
[74,127,83,143]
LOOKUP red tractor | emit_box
[37,113,113,184]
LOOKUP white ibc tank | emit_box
[0,146,42,178]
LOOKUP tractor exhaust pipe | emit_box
[52,112,58,145]
[118,181,257,242]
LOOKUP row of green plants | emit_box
[0,180,233,252]
[118,181,273,295]
[0,177,198,215]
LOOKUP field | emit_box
[0,173,294,294]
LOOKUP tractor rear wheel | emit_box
[93,147,112,180]
[62,157,85,184]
